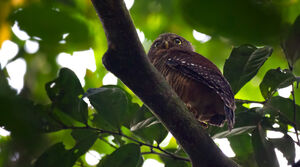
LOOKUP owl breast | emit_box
[154,58,226,126]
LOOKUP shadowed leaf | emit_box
[270,135,295,165]
[45,68,87,124]
[224,45,273,94]
[252,124,279,167]
[98,143,141,167]
[260,68,295,99]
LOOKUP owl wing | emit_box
[165,49,235,130]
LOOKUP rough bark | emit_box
[90,0,239,166]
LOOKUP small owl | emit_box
[148,33,236,130]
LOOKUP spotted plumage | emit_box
[148,33,236,130]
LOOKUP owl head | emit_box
[148,33,194,59]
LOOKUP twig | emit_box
[142,150,190,162]
[235,99,266,104]
[63,126,190,162]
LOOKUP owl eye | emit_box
[154,41,161,48]
[174,38,182,45]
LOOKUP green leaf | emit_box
[45,68,87,124]
[251,124,279,167]
[86,87,128,130]
[229,134,253,161]
[224,45,273,94]
[34,143,75,167]
[131,116,168,144]
[35,129,97,167]
[266,96,300,128]
[282,15,300,67]
[260,68,295,99]
[269,135,295,165]
[71,129,98,155]
[97,143,141,167]
[230,134,258,167]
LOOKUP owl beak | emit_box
[163,41,169,49]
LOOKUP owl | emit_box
[148,33,236,130]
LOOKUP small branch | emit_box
[142,150,190,162]
[64,125,189,162]
[235,99,266,104]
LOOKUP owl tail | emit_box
[224,106,235,131]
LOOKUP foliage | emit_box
[0,0,300,167]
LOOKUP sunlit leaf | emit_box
[260,68,295,99]
[224,45,273,94]
[97,143,141,167]
[251,124,279,167]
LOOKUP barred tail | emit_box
[224,106,235,131]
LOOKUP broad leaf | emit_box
[224,45,273,94]
[260,68,295,99]
[266,96,300,128]
[270,135,295,165]
[35,129,97,167]
[97,143,141,167]
[86,87,128,130]
[229,134,256,167]
[252,124,279,167]
[45,68,88,124]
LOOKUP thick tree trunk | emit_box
[90,0,239,166]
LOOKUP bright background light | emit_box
[143,159,164,167]
[85,150,103,166]
[56,49,96,86]
[6,58,27,93]
[193,30,211,43]
[124,0,134,10]
[0,40,19,68]
[12,21,30,41]
[278,85,292,98]
[102,72,118,85]
[24,40,39,54]
[0,127,11,137]
[214,138,236,157]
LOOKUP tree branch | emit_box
[90,0,239,166]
